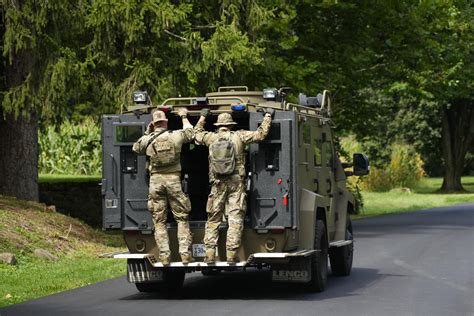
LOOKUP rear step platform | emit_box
[111,249,320,268]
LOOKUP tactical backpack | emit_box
[209,133,236,175]
[147,132,179,167]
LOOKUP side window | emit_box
[313,139,322,166]
[302,124,311,145]
[324,142,334,167]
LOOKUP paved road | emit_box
[2,204,473,316]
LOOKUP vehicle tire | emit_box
[163,268,185,291]
[306,219,328,292]
[135,269,185,292]
[135,282,162,293]
[201,268,221,276]
[329,219,354,276]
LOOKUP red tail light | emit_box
[283,194,288,206]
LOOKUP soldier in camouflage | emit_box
[194,109,274,263]
[132,109,194,265]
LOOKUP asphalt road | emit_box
[2,203,473,316]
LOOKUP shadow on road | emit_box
[120,267,404,301]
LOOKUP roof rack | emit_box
[218,86,249,92]
[160,96,247,107]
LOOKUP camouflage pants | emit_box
[148,173,192,259]
[204,175,246,255]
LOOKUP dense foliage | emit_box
[1,0,473,195]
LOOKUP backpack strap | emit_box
[145,129,167,151]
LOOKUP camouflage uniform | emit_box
[194,113,272,261]
[133,111,194,263]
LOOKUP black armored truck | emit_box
[101,86,369,292]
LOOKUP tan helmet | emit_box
[152,110,168,123]
[214,113,237,126]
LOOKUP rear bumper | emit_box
[108,249,317,268]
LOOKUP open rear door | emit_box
[249,111,297,229]
[101,114,152,230]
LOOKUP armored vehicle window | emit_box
[302,124,311,144]
[324,142,334,167]
[314,139,322,166]
[116,125,143,143]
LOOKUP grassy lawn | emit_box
[0,255,125,307]
[0,196,126,307]
[359,176,474,218]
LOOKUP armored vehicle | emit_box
[101,86,369,292]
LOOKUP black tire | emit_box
[135,282,162,292]
[135,269,185,293]
[201,268,221,276]
[329,219,354,276]
[306,219,328,292]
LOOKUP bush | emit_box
[39,119,101,175]
[362,143,425,191]
[339,136,426,192]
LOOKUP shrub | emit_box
[39,118,101,175]
[362,143,425,191]
[339,136,426,192]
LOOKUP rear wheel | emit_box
[306,219,328,292]
[201,268,221,276]
[329,219,354,276]
[135,269,185,293]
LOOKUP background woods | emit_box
[1,0,473,201]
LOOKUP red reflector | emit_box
[278,178,282,185]
[283,194,288,206]
[270,228,285,234]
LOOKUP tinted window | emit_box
[116,125,143,143]
[314,139,322,166]
[303,124,311,144]
[324,142,333,167]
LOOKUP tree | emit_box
[0,1,91,201]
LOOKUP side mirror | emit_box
[353,153,370,176]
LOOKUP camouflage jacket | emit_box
[194,115,272,179]
[132,126,194,174]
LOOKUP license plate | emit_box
[192,244,206,257]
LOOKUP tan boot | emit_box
[159,255,170,266]
[181,254,194,264]
[226,250,239,264]
[204,249,216,264]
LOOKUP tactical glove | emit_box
[265,108,275,118]
[200,108,211,118]
[178,108,188,118]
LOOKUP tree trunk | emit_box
[0,14,39,201]
[440,103,474,192]
[0,111,39,201]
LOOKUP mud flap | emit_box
[271,257,312,283]
[127,259,164,283]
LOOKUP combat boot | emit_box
[226,250,239,264]
[181,254,195,264]
[159,255,170,266]
[204,249,216,264]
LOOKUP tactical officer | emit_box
[194,109,274,263]
[132,109,194,265]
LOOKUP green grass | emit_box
[359,176,474,218]
[39,174,101,183]
[0,256,125,307]
[0,196,125,307]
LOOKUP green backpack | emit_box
[209,133,236,175]
[148,133,179,167]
